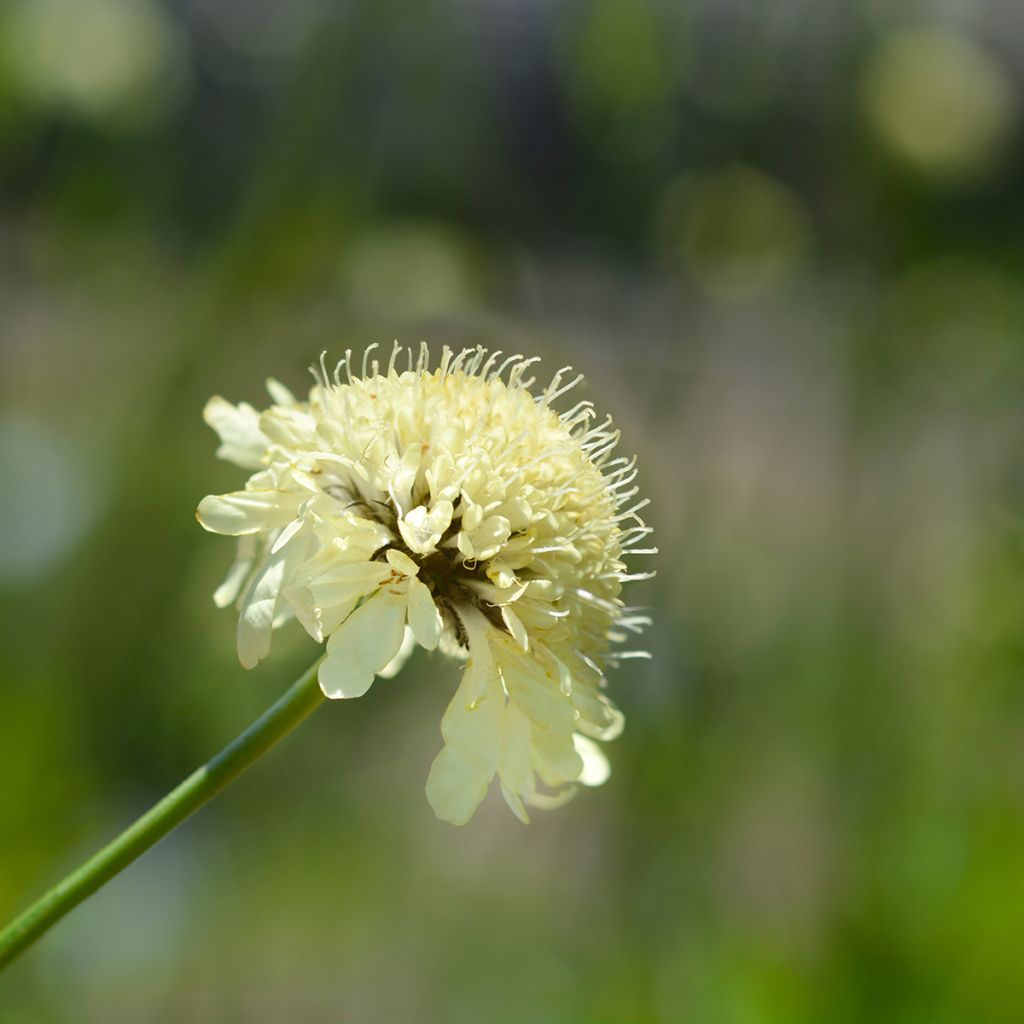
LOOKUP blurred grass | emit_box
[2,1,1024,1021]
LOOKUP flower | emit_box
[197,344,654,824]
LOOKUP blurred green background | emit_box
[2,0,1024,1020]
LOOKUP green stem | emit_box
[0,658,326,972]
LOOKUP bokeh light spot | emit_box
[3,0,188,129]
[862,28,1016,179]
[661,165,811,300]
[571,0,673,115]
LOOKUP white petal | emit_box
[271,603,294,628]
[236,548,290,669]
[308,561,389,609]
[378,626,416,679]
[270,515,306,554]
[385,548,419,577]
[284,558,385,643]
[486,560,518,589]
[197,491,298,536]
[462,502,483,532]
[386,450,421,517]
[531,728,584,787]
[213,535,257,608]
[500,783,530,824]
[573,734,611,787]
[439,674,503,754]
[501,606,529,651]
[526,787,578,810]
[318,590,407,699]
[203,397,269,469]
[406,578,442,650]
[426,452,459,503]
[258,407,318,449]
[398,501,454,556]
[499,645,576,733]
[426,676,504,825]
[574,687,625,741]
[425,746,493,826]
[455,605,498,704]
[456,531,476,560]
[282,583,326,643]
[499,701,532,789]
[265,377,296,407]
[461,514,511,562]
[542,647,574,696]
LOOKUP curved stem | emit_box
[0,658,326,972]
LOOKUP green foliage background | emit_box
[2,1,1023,1020]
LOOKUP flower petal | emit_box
[308,561,390,608]
[531,728,584,787]
[406,578,442,650]
[281,581,327,643]
[398,500,454,556]
[258,407,318,449]
[319,590,408,699]
[203,397,269,469]
[197,490,298,536]
[378,626,416,679]
[573,687,625,741]
[454,604,498,704]
[385,547,419,577]
[236,550,288,669]
[498,644,576,734]
[265,377,296,407]
[573,734,611,787]
[285,558,387,643]
[458,514,511,562]
[500,784,530,824]
[526,786,578,810]
[213,535,258,608]
[425,746,494,826]
[426,676,505,825]
[501,606,529,651]
[497,701,533,823]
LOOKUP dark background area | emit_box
[3,1,1024,1020]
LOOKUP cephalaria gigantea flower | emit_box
[197,344,654,824]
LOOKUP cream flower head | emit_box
[197,344,654,824]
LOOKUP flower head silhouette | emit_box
[198,344,654,823]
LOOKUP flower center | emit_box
[403,542,508,649]
[329,486,507,645]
